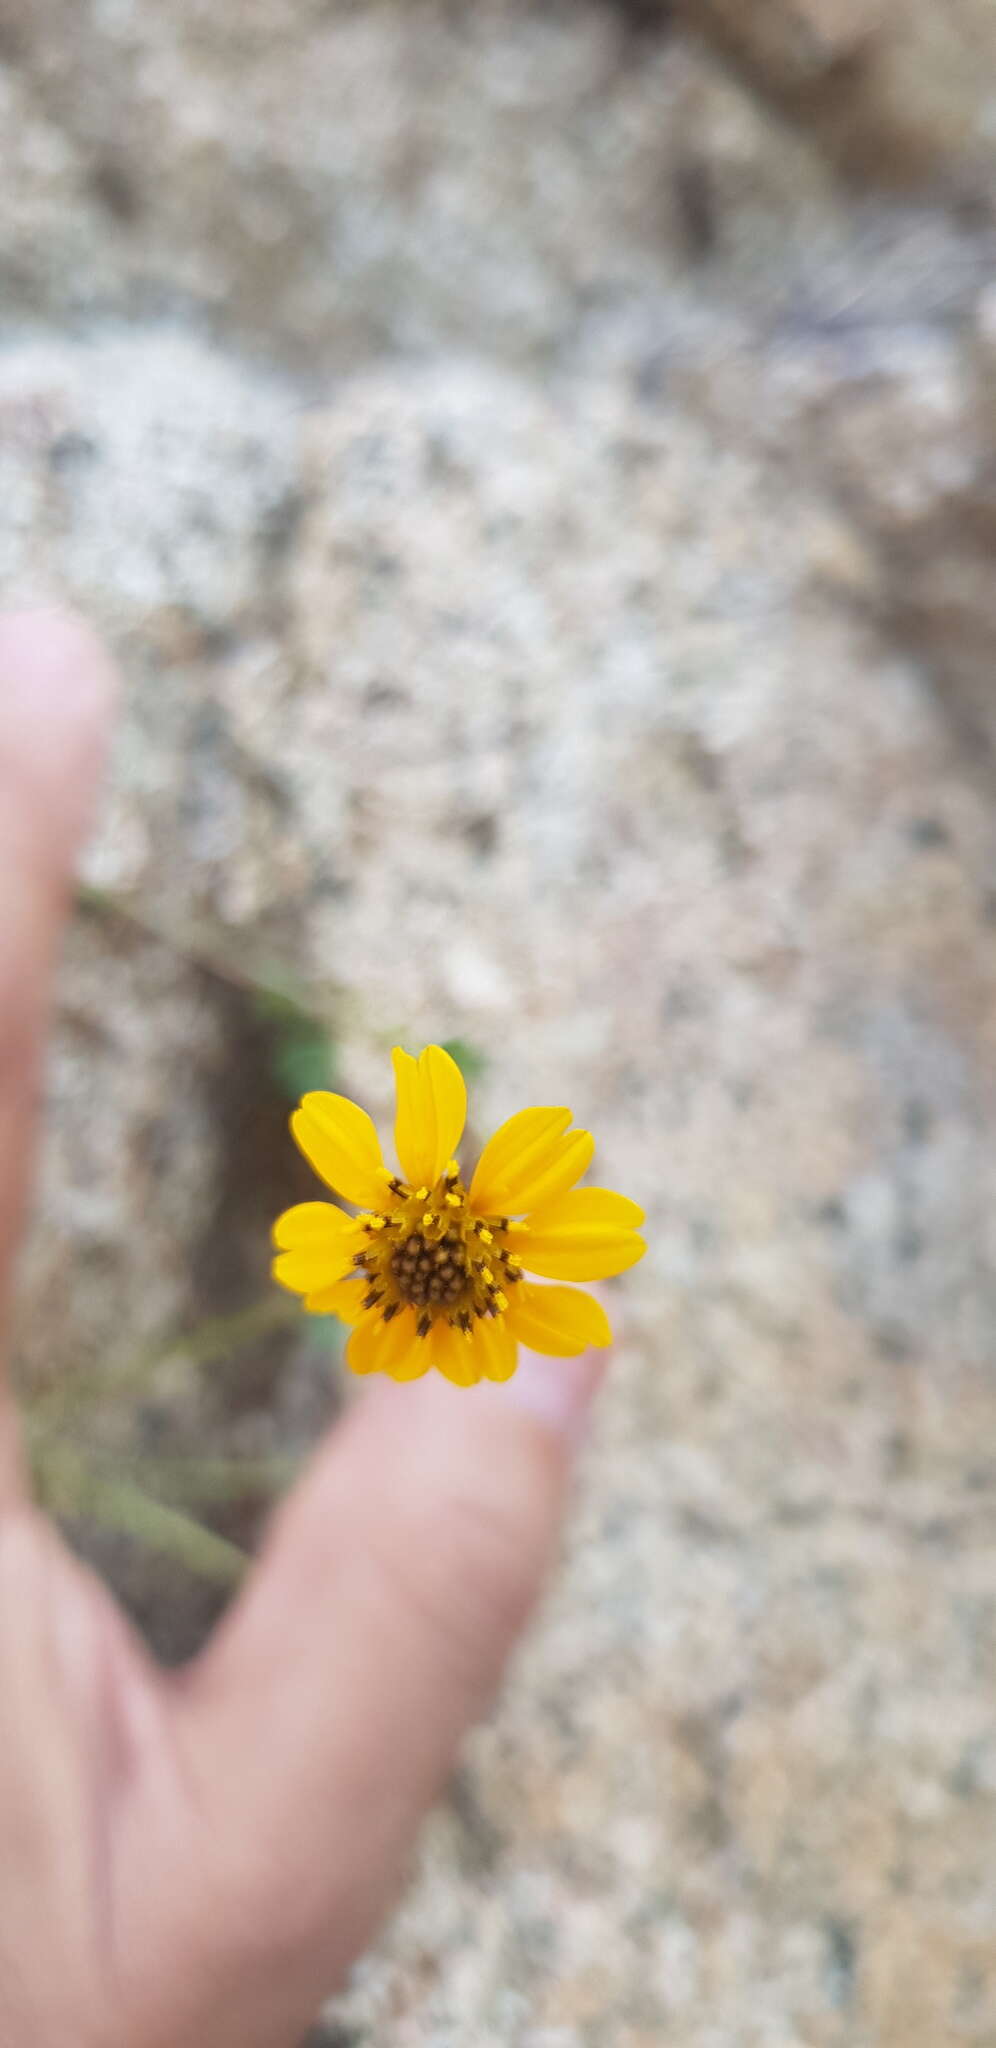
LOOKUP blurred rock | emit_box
[676,0,996,194]
[679,0,882,88]
[16,908,227,1392]
[0,0,726,362]
[0,0,991,368]
[773,314,996,762]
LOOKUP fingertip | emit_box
[359,1337,609,1452]
[0,607,118,738]
[486,1282,615,1445]
[495,1344,608,1445]
[0,609,119,861]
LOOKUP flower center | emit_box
[352,1161,523,1339]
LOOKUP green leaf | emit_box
[272,1024,336,1100]
[304,1316,346,1355]
[440,1036,488,1083]
[252,987,338,1100]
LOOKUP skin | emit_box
[0,610,607,2048]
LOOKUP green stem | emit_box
[76,882,308,1008]
[32,1440,248,1587]
[114,1450,302,1508]
[27,1293,298,1422]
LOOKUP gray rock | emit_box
[676,0,996,193]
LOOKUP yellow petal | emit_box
[304,1275,367,1323]
[388,1336,433,1382]
[273,1240,356,1295]
[429,1317,483,1387]
[392,1045,467,1188]
[346,1306,420,1378]
[303,1277,368,1327]
[472,1313,519,1382]
[504,1282,612,1357]
[469,1106,570,1210]
[272,1201,356,1251]
[291,1092,386,1208]
[470,1106,596,1216]
[515,1188,647,1281]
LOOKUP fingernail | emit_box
[501,1346,608,1447]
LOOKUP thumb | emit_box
[0,608,117,1480]
[0,609,117,1312]
[176,1347,604,2028]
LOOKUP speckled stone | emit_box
[675,0,996,191]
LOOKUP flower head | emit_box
[272,1045,645,1386]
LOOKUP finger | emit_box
[179,1348,605,2031]
[0,611,117,1341]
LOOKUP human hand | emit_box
[0,611,607,2048]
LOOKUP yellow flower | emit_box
[272,1044,645,1387]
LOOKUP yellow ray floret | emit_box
[512,1189,646,1281]
[392,1044,467,1189]
[290,1094,386,1210]
[273,1045,645,1387]
[469,1105,595,1217]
